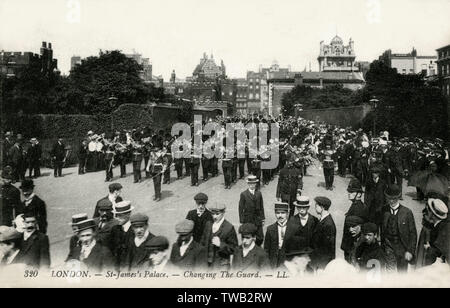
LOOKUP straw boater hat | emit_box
[113,201,134,215]
[70,213,88,226]
[427,199,448,220]
[246,175,259,183]
[76,219,97,233]
[294,196,310,207]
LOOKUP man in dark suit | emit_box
[8,141,25,182]
[346,178,369,221]
[381,184,417,272]
[239,175,265,246]
[66,213,88,262]
[93,183,123,218]
[170,219,207,270]
[109,201,134,269]
[341,215,365,263]
[233,223,269,271]
[2,131,14,167]
[27,138,42,178]
[365,165,386,227]
[200,203,238,270]
[264,202,295,269]
[288,196,319,252]
[121,213,155,271]
[276,161,303,217]
[93,199,119,251]
[15,212,51,269]
[78,139,88,175]
[311,196,336,270]
[1,167,21,227]
[67,219,114,272]
[17,179,47,234]
[185,193,213,243]
[51,137,66,177]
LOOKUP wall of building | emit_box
[298,104,372,128]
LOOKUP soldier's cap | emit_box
[87,130,94,135]
[113,201,134,215]
[0,226,22,242]
[97,199,113,211]
[427,198,448,220]
[1,166,13,180]
[345,215,365,227]
[246,175,259,183]
[76,219,97,233]
[361,222,378,235]
[108,183,123,192]
[347,179,363,193]
[20,179,35,190]
[294,196,310,207]
[145,236,170,252]
[384,184,401,199]
[274,202,289,212]
[208,202,226,213]
[239,223,257,236]
[30,137,37,142]
[130,213,149,226]
[314,196,331,210]
[175,219,195,235]
[194,192,208,203]
[70,213,89,226]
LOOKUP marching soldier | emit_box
[200,203,238,270]
[232,223,269,272]
[143,139,152,179]
[183,139,192,177]
[131,142,143,183]
[1,167,21,227]
[231,145,238,183]
[276,161,303,217]
[222,155,233,189]
[150,147,166,201]
[163,146,172,184]
[238,175,265,246]
[170,219,207,270]
[321,144,336,191]
[189,150,201,187]
[104,145,115,182]
[186,193,213,243]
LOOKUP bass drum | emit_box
[88,141,96,152]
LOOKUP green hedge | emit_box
[111,103,154,131]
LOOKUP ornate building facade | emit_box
[192,53,226,81]
[318,35,358,72]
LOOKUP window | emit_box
[249,85,253,90]
[249,93,253,99]
[255,93,260,99]
[447,64,450,75]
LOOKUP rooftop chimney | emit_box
[42,42,47,48]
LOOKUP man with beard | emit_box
[341,215,365,263]
[66,213,88,262]
[1,166,21,227]
[200,203,238,270]
[93,183,123,218]
[238,175,265,246]
[66,219,114,272]
[264,202,294,269]
[15,212,50,269]
[94,200,119,251]
[110,201,134,269]
[365,165,386,227]
[170,219,207,270]
[288,196,319,252]
[311,196,336,270]
[122,213,155,271]
[185,193,213,243]
[17,179,47,234]
[232,223,269,272]
[345,179,369,221]
[381,184,417,272]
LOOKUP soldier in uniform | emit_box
[321,144,336,191]
[1,167,21,227]
[104,144,115,182]
[170,219,207,270]
[311,196,336,270]
[150,147,166,201]
[336,140,346,177]
[142,139,152,179]
[186,193,213,243]
[200,203,238,270]
[232,223,269,272]
[276,161,303,217]
[222,154,233,189]
[163,146,172,184]
[238,175,265,246]
[237,141,246,180]
[189,150,201,187]
[183,139,192,177]
[131,142,143,183]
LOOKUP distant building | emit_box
[379,48,437,76]
[318,36,358,72]
[235,78,248,116]
[437,44,450,138]
[70,56,81,70]
[355,61,371,78]
[192,53,226,81]
[124,51,159,85]
[0,41,58,78]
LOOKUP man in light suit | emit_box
[238,175,265,246]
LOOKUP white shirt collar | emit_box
[300,214,309,226]
[108,194,116,204]
[212,217,225,233]
[242,242,256,258]
[81,239,96,260]
[180,237,194,257]
[23,230,35,241]
[134,230,150,247]
[248,188,255,195]
[123,220,131,232]
[320,212,330,222]
[24,193,35,204]
[390,203,400,214]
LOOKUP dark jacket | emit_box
[16,195,48,234]
[94,217,120,252]
[238,189,265,226]
[288,214,319,250]
[264,222,295,269]
[345,200,369,221]
[122,233,155,271]
[27,144,42,162]
[170,240,207,270]
[311,215,336,269]
[0,183,21,226]
[15,231,51,269]
[110,224,134,269]
[276,166,303,200]
[381,205,417,258]
[92,196,123,218]
[66,235,79,262]
[51,141,66,161]
[8,144,24,165]
[200,219,238,269]
[232,245,269,271]
[186,209,213,243]
[70,242,114,272]
[364,178,386,225]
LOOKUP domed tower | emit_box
[318,35,357,72]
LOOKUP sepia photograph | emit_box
[0,0,450,291]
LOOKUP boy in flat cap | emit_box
[238,176,265,246]
[122,213,155,271]
[185,193,213,243]
[17,179,48,234]
[145,236,172,272]
[93,183,123,218]
[170,219,207,270]
[288,196,319,253]
[1,166,21,226]
[200,203,238,270]
[381,184,417,272]
[311,196,336,270]
[264,202,295,269]
[232,223,269,271]
[0,226,22,267]
[94,199,119,252]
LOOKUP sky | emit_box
[1,0,450,80]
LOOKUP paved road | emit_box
[25,162,425,268]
